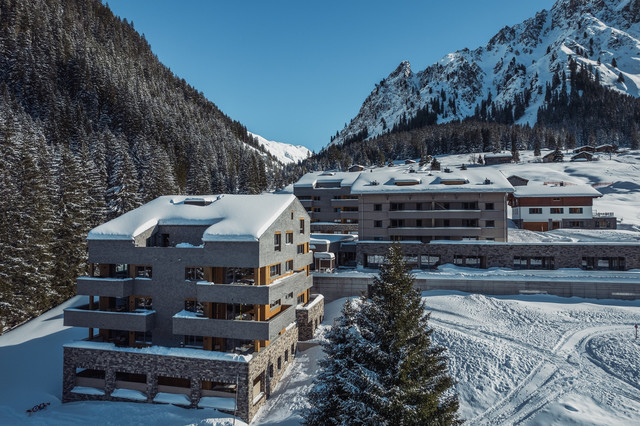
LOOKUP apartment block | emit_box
[351,167,513,243]
[62,194,323,422]
[293,170,360,233]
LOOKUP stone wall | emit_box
[63,325,299,423]
[296,294,325,341]
[356,241,640,270]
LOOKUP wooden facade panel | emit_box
[514,196,595,207]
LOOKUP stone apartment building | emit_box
[351,167,513,243]
[293,170,361,233]
[62,194,323,422]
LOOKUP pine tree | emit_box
[304,300,385,425]
[430,157,441,171]
[305,245,461,425]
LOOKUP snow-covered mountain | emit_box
[331,0,640,147]
[249,132,312,165]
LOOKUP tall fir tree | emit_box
[305,245,461,425]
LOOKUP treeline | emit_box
[303,121,570,171]
[0,0,286,331]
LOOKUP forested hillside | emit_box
[0,0,291,332]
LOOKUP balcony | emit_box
[76,277,135,298]
[388,209,482,220]
[172,305,296,341]
[64,306,155,332]
[330,198,358,208]
[388,227,482,237]
[195,271,311,305]
[339,211,359,220]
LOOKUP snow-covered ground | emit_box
[5,292,638,425]
[0,296,245,426]
[255,292,640,425]
[436,149,640,230]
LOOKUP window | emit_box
[134,296,152,310]
[374,220,382,228]
[185,267,204,281]
[135,265,152,278]
[529,208,542,214]
[550,208,564,214]
[297,244,306,254]
[286,232,293,244]
[420,255,439,269]
[184,335,203,348]
[277,357,282,370]
[270,299,281,309]
[416,203,423,210]
[390,203,405,211]
[299,219,305,234]
[284,349,289,363]
[184,300,204,314]
[374,204,382,211]
[485,220,495,228]
[113,264,129,278]
[416,219,422,227]
[568,221,584,227]
[462,202,478,210]
[291,344,295,356]
[297,293,305,304]
[285,259,293,272]
[274,233,281,251]
[569,207,583,214]
[390,219,404,228]
[270,264,281,277]
[485,203,494,210]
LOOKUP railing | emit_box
[593,211,615,217]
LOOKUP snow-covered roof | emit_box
[87,194,296,242]
[513,183,602,198]
[293,170,362,188]
[314,252,335,260]
[350,167,514,194]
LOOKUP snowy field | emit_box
[254,292,640,425]
[2,292,639,425]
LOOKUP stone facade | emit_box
[62,195,323,424]
[295,294,325,341]
[313,274,640,302]
[63,325,300,423]
[357,241,640,270]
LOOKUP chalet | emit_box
[509,182,616,231]
[573,145,596,154]
[571,151,594,162]
[484,153,513,165]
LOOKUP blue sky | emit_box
[105,0,556,152]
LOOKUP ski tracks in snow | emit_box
[430,316,640,425]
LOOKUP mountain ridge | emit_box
[329,0,640,148]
